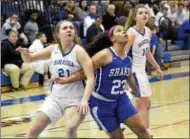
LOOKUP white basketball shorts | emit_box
[38,94,82,126]
[127,72,152,98]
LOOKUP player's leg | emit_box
[133,72,152,133]
[136,96,151,132]
[26,112,50,138]
[27,95,63,138]
[117,95,151,138]
[63,97,86,138]
[90,96,124,138]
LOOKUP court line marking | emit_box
[1,99,189,137]
[1,71,189,107]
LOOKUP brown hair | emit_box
[124,4,148,30]
[55,20,81,53]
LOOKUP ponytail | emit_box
[124,9,134,30]
[84,31,112,57]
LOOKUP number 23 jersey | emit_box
[49,44,85,98]
[93,47,132,101]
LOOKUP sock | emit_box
[147,128,150,133]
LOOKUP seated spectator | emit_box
[65,0,77,21]
[158,6,178,41]
[86,16,104,43]
[83,4,104,37]
[1,30,35,91]
[175,2,187,26]
[75,0,88,21]
[24,12,39,46]
[146,25,168,75]
[177,19,190,50]
[1,13,28,46]
[102,4,117,30]
[29,33,52,85]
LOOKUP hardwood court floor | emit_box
[1,66,189,138]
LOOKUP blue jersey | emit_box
[93,47,132,100]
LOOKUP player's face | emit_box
[58,22,75,42]
[112,26,128,44]
[135,7,149,25]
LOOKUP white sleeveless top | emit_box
[49,44,85,98]
[128,26,151,72]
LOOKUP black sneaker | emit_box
[11,87,22,92]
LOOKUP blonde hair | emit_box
[55,20,81,53]
[124,4,148,30]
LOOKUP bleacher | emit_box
[1,0,189,93]
[1,73,40,93]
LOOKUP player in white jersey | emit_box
[17,20,94,138]
[124,5,164,134]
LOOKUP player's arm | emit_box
[126,70,139,95]
[76,46,95,103]
[52,49,109,84]
[125,30,135,54]
[16,45,54,62]
[146,30,163,79]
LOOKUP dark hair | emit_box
[147,24,157,30]
[79,0,88,11]
[84,31,112,57]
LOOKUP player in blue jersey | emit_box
[124,5,164,134]
[52,25,151,138]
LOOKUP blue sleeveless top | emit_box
[93,47,132,100]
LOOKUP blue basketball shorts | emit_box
[89,94,138,133]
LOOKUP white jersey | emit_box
[128,26,151,72]
[49,44,85,98]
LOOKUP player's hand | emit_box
[77,100,89,115]
[156,67,163,79]
[50,77,69,84]
[16,47,30,53]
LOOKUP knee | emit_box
[137,98,151,110]
[9,66,20,75]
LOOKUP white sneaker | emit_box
[120,123,127,131]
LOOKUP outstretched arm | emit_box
[16,45,54,62]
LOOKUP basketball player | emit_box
[16,20,95,138]
[124,4,164,134]
[51,25,151,138]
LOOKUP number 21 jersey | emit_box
[50,44,85,98]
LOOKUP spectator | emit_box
[1,30,35,91]
[83,4,104,37]
[1,14,28,46]
[102,4,117,30]
[175,2,186,26]
[86,16,104,43]
[29,33,52,85]
[91,0,107,16]
[65,0,77,21]
[167,2,177,25]
[75,0,88,21]
[24,12,39,46]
